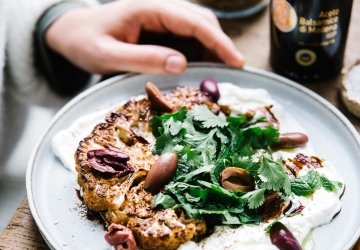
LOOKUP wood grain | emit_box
[0,197,48,250]
[1,0,360,249]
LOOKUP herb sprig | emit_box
[151,105,341,226]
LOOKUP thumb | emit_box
[93,37,187,75]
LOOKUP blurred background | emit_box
[0,0,117,234]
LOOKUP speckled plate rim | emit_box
[26,63,360,250]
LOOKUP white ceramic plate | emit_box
[27,63,360,250]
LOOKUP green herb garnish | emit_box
[290,170,343,196]
[151,105,341,226]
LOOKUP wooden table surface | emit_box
[1,1,360,249]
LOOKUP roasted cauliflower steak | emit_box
[75,85,219,249]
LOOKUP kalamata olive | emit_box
[200,78,220,102]
[283,200,304,215]
[270,222,302,250]
[104,223,137,250]
[263,191,279,205]
[272,132,309,149]
[87,149,135,177]
[221,167,255,192]
[144,152,178,194]
[145,82,173,112]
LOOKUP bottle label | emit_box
[298,9,340,47]
[270,0,353,80]
[272,0,297,32]
[295,49,317,66]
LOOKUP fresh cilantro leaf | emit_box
[282,173,292,196]
[184,129,217,152]
[243,126,280,149]
[232,155,260,178]
[181,115,196,135]
[210,145,231,183]
[166,117,183,136]
[152,132,172,154]
[242,188,266,209]
[175,146,203,176]
[203,147,217,166]
[152,116,185,154]
[228,126,246,152]
[150,106,187,137]
[226,116,247,129]
[258,157,291,195]
[216,128,230,144]
[189,105,227,128]
[177,146,202,163]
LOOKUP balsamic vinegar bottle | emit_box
[270,0,353,81]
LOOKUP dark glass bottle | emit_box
[270,0,353,81]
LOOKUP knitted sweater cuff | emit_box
[5,0,99,98]
[35,1,90,95]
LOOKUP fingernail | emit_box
[165,55,185,74]
[236,51,246,67]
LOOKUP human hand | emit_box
[45,0,245,75]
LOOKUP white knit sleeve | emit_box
[0,1,6,89]
[5,0,99,96]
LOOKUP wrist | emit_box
[35,1,92,95]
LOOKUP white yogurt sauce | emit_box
[52,83,343,250]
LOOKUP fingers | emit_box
[137,0,245,68]
[170,0,221,28]
[46,0,245,76]
[85,37,187,75]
